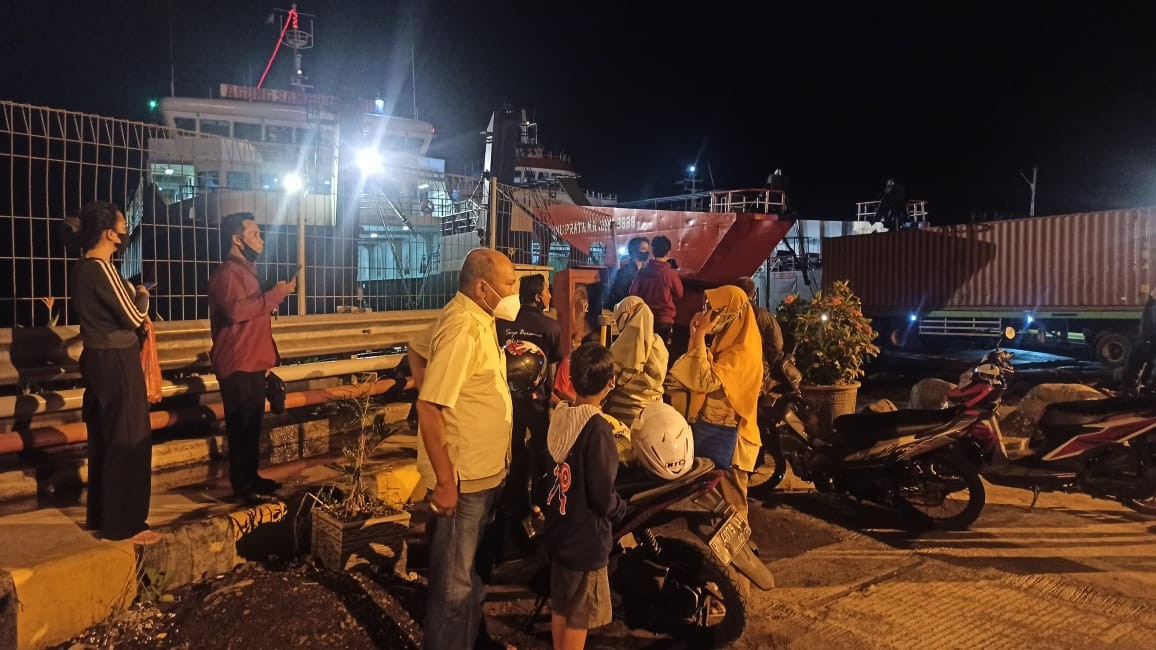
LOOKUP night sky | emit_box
[5,1,1156,223]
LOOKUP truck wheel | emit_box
[1093,331,1131,368]
[886,322,916,349]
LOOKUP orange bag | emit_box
[140,318,163,404]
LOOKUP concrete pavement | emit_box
[0,430,422,649]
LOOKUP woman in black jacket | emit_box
[62,202,160,544]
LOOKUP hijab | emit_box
[703,285,763,468]
[610,296,668,374]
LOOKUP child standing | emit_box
[544,343,627,649]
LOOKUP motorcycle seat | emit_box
[1039,396,1156,428]
[615,457,716,504]
[834,406,963,443]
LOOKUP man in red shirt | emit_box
[208,213,296,504]
[630,235,683,346]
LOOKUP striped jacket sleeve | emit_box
[89,259,147,329]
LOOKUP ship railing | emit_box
[856,199,929,223]
[709,189,787,214]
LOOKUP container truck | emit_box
[822,208,1156,367]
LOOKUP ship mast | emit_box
[257,3,316,91]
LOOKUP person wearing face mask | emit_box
[630,235,683,347]
[604,236,649,310]
[63,202,160,544]
[407,248,518,649]
[603,296,668,428]
[207,213,296,505]
[495,273,563,541]
[668,285,763,518]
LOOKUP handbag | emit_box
[139,318,163,404]
[266,372,287,413]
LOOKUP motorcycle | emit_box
[758,353,989,530]
[484,457,774,649]
[951,348,1156,516]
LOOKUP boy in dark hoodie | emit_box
[544,343,627,649]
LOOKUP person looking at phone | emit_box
[668,285,762,517]
[208,212,296,504]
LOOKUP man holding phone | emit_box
[208,212,296,504]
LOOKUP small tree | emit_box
[315,373,402,520]
[777,281,880,386]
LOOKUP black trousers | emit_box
[505,399,551,517]
[81,345,152,540]
[479,400,551,578]
[219,371,267,493]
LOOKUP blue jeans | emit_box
[424,485,500,650]
[692,420,739,470]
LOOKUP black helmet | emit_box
[504,339,548,395]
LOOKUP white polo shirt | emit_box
[412,292,513,493]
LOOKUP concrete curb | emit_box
[0,423,421,648]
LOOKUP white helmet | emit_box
[630,402,695,480]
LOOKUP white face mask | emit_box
[484,281,521,321]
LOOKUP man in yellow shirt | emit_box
[408,248,518,649]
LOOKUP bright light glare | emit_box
[688,165,697,173]
[909,313,918,322]
[820,313,829,322]
[164,168,174,175]
[617,246,628,256]
[356,148,384,175]
[283,172,304,193]
[1026,315,1035,324]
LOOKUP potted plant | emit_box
[776,281,880,435]
[310,372,411,572]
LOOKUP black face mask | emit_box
[113,231,130,254]
[240,240,262,263]
[635,252,650,263]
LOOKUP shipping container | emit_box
[822,208,1156,366]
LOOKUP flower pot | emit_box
[800,382,860,438]
[311,507,411,572]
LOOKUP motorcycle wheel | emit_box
[749,438,787,490]
[894,452,986,530]
[651,536,746,649]
[1120,495,1156,516]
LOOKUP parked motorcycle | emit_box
[483,457,774,648]
[951,348,1156,516]
[759,354,988,530]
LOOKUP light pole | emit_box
[283,172,306,314]
[1019,165,1038,217]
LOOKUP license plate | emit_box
[708,511,751,565]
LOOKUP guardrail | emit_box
[1,310,439,387]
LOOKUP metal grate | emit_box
[2,101,606,328]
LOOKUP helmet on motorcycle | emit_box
[630,402,695,480]
[504,339,548,395]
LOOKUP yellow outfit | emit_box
[669,285,763,472]
[412,292,513,493]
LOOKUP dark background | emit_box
[5,1,1156,223]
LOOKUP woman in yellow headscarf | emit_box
[668,284,763,515]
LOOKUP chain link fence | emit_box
[2,100,614,328]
